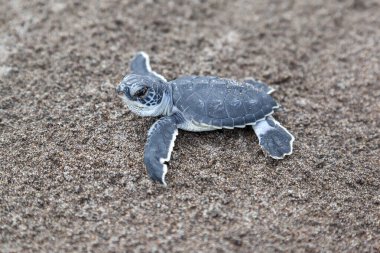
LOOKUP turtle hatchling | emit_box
[116,52,294,185]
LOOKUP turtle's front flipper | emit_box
[252,116,294,159]
[130,52,167,81]
[144,115,180,185]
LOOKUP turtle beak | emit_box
[116,82,135,100]
[116,83,124,95]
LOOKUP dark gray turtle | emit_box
[117,52,294,185]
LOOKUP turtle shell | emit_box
[170,76,279,129]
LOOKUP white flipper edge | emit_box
[138,51,167,82]
[159,129,178,186]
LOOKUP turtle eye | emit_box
[134,87,148,98]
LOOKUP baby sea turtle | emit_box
[117,52,294,185]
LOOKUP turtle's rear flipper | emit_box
[252,116,294,159]
[244,79,275,94]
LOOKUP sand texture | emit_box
[1,0,379,252]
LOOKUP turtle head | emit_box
[116,74,172,116]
